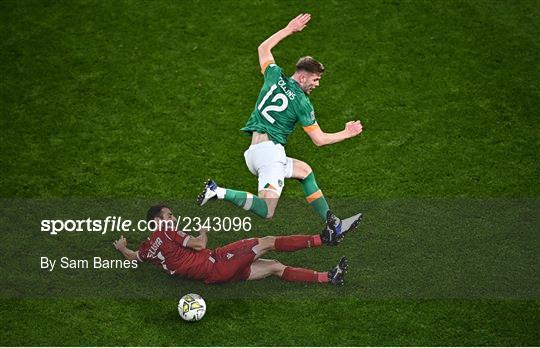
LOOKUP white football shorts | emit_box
[243,141,294,196]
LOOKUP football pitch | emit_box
[1,0,539,346]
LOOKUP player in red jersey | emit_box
[113,204,362,285]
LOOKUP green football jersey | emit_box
[241,63,317,145]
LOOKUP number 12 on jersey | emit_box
[257,84,289,124]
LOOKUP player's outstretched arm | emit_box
[113,235,139,261]
[258,13,311,71]
[185,228,209,251]
[306,120,363,147]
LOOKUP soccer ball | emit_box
[178,293,206,322]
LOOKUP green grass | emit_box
[1,299,538,346]
[1,0,539,346]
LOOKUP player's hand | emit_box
[113,235,128,251]
[344,120,363,138]
[285,13,311,34]
[199,228,209,235]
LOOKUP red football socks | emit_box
[281,267,329,283]
[274,236,327,282]
[274,235,322,252]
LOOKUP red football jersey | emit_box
[137,230,214,280]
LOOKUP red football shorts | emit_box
[205,238,259,284]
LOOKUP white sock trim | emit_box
[243,193,254,210]
[216,187,226,199]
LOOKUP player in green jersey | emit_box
[198,14,363,235]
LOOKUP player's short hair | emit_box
[146,204,169,222]
[295,56,325,74]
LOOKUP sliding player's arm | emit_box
[113,235,139,261]
[185,228,208,251]
[258,13,311,72]
[304,121,363,147]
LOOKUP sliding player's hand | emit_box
[113,235,128,251]
[285,13,311,33]
[345,120,363,138]
[199,228,209,235]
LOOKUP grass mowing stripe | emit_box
[1,299,538,346]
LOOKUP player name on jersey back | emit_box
[277,76,296,100]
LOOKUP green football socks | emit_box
[299,172,330,220]
[222,189,269,218]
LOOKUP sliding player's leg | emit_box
[204,231,326,285]
[205,233,352,284]
[251,222,354,258]
[204,234,324,284]
[247,257,349,285]
[251,235,323,258]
